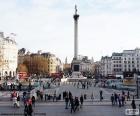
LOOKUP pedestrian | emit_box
[127,91,130,101]
[118,94,122,107]
[91,92,94,102]
[24,103,28,116]
[53,93,56,102]
[17,95,20,107]
[40,92,43,101]
[65,95,69,109]
[131,98,136,109]
[131,98,136,116]
[70,96,75,113]
[121,95,125,106]
[114,93,118,105]
[110,94,114,106]
[100,89,103,101]
[28,103,33,116]
[80,95,84,108]
[74,97,79,112]
[31,96,35,107]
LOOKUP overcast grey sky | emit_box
[0,0,140,63]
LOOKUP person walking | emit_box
[31,96,35,107]
[28,103,33,116]
[131,98,136,109]
[74,97,80,112]
[114,93,118,105]
[99,89,103,101]
[80,95,84,108]
[65,95,69,109]
[131,98,136,116]
[24,103,28,116]
[121,95,125,106]
[91,92,94,102]
[127,91,130,101]
[70,96,75,113]
[118,94,122,107]
[17,95,20,107]
[110,94,114,106]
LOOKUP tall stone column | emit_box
[73,5,79,60]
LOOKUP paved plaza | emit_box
[0,83,139,116]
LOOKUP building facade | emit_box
[100,48,140,77]
[112,53,123,75]
[122,48,140,72]
[0,32,18,79]
[18,51,63,75]
[101,56,112,77]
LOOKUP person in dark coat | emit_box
[80,95,84,108]
[24,104,28,116]
[27,104,33,116]
[131,98,136,116]
[127,91,130,101]
[118,94,122,107]
[110,94,114,106]
[70,96,75,113]
[74,97,79,112]
[114,93,118,105]
[131,99,136,109]
[65,95,69,109]
[31,96,35,107]
[121,95,125,106]
[100,90,103,101]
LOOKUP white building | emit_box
[0,32,18,79]
[100,48,140,77]
[122,48,140,72]
[79,56,94,73]
[94,61,102,77]
[101,56,112,77]
[112,53,123,75]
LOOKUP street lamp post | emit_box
[133,68,139,99]
[136,77,139,99]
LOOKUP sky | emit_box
[0,0,140,63]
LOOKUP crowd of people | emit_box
[63,91,84,113]
[110,91,131,107]
[8,80,138,116]
[11,91,35,116]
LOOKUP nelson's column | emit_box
[71,5,81,76]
